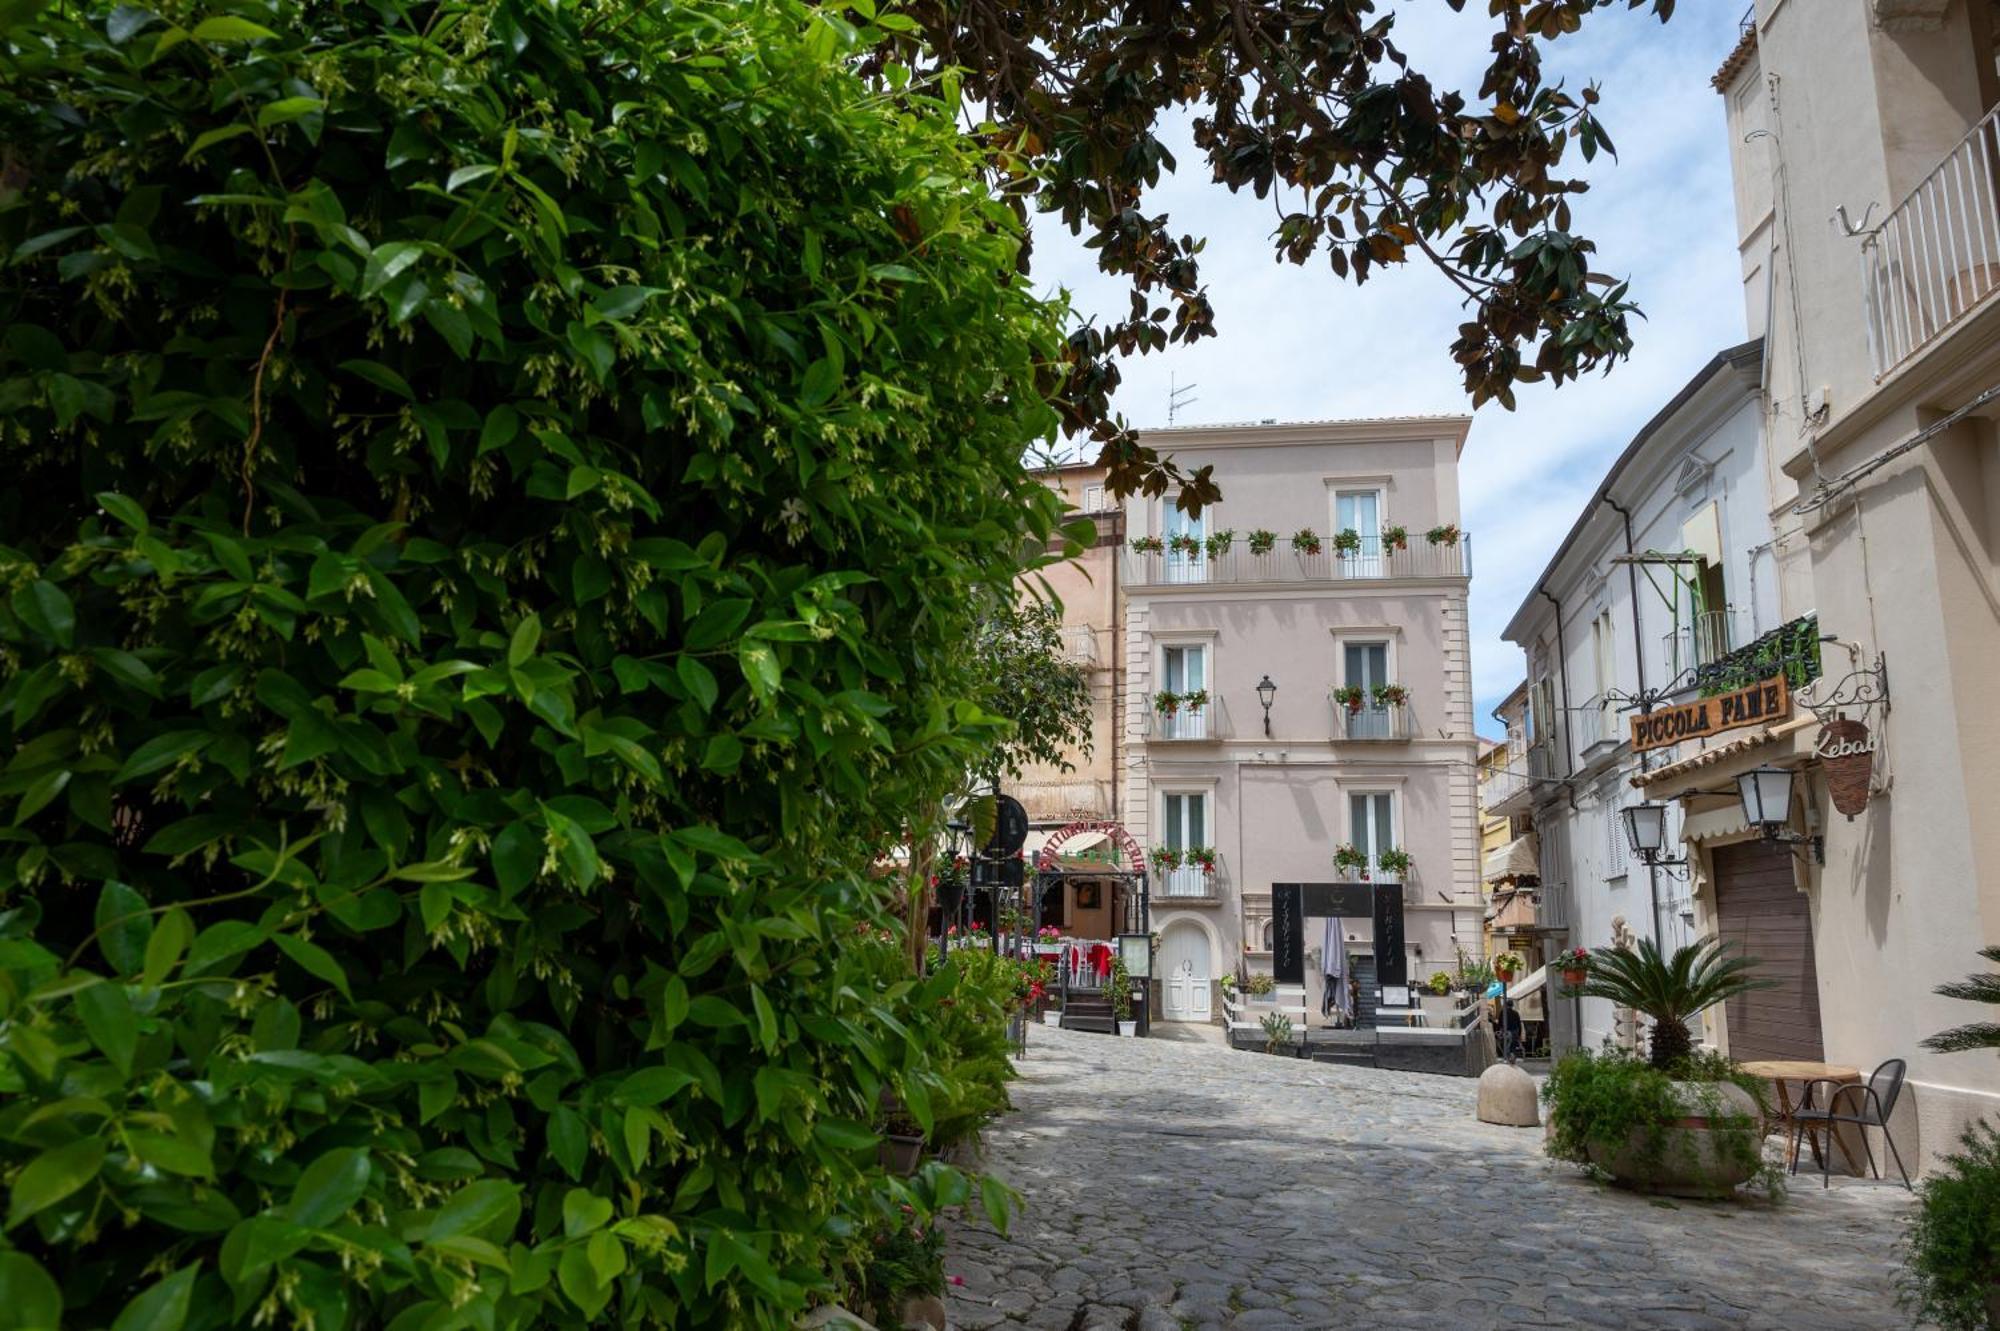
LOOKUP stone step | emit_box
[1061,1015,1118,1034]
[1311,1050,1377,1067]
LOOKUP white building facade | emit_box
[1496,342,1785,1053]
[1120,418,1484,1023]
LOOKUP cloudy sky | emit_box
[1026,3,1751,731]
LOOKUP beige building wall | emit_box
[1013,464,1121,825]
[1704,0,2000,1171]
[1118,418,1482,1021]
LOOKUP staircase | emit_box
[1058,988,1117,1035]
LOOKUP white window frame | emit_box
[1154,632,1215,740]
[1344,788,1399,877]
[1161,501,1207,583]
[1603,800,1630,882]
[1330,485,1387,573]
[1082,483,1106,513]
[1157,785,1216,898]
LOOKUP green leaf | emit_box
[95,881,153,976]
[12,580,74,648]
[508,614,540,666]
[92,648,162,696]
[273,933,350,999]
[812,1119,877,1151]
[590,285,658,319]
[14,768,70,824]
[561,1189,612,1237]
[183,920,265,975]
[5,1136,104,1230]
[0,1253,63,1330]
[614,1067,692,1107]
[114,730,212,784]
[361,241,423,297]
[95,491,149,532]
[182,123,251,160]
[557,1246,611,1319]
[126,1130,214,1180]
[256,96,323,128]
[704,1230,781,1298]
[547,1105,586,1180]
[189,15,277,40]
[676,656,719,711]
[77,979,137,1075]
[140,907,191,988]
[338,358,415,400]
[286,1147,370,1227]
[111,1263,198,1331]
[428,1179,519,1241]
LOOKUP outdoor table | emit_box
[1739,1059,1862,1172]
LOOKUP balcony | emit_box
[1124,534,1471,588]
[1662,608,1739,679]
[1862,103,2000,378]
[1058,624,1100,667]
[1156,864,1222,902]
[1150,698,1228,742]
[1331,699,1414,742]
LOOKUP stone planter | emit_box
[1117,1020,1138,1037]
[1582,1080,1765,1198]
[877,1134,925,1177]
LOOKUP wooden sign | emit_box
[1817,717,1876,817]
[1629,675,1790,753]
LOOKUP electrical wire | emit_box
[1790,380,2000,515]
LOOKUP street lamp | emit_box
[1735,765,1824,864]
[1256,675,1277,737]
[1620,801,1687,870]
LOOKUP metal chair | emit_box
[1787,1058,1912,1191]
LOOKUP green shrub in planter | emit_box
[1902,1123,2000,1330]
[0,0,1058,1324]
[1543,1047,1778,1197]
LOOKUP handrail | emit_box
[1861,103,2000,377]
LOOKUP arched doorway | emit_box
[1159,920,1212,1021]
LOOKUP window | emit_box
[1604,803,1628,881]
[1590,609,1617,745]
[1163,791,1208,850]
[1343,641,1392,738]
[1160,643,1207,739]
[1164,505,1205,583]
[1349,791,1395,873]
[1334,489,1383,574]
[1082,483,1105,513]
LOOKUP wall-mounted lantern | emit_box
[1256,675,1277,738]
[1735,765,1825,864]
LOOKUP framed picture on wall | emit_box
[1075,882,1101,909]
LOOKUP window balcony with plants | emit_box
[1330,683,1414,740]
[1331,843,1412,883]
[1149,846,1222,901]
[1150,688,1225,741]
[1124,525,1469,586]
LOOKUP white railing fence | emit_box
[1125,535,1472,586]
[1862,104,2000,377]
[1160,865,1215,898]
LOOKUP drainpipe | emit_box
[1539,585,1579,1054]
[1604,496,1663,949]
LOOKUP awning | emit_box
[1629,715,1815,789]
[1507,964,1548,1003]
[1482,833,1540,884]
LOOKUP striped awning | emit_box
[1482,833,1540,884]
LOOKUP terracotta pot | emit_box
[878,1134,925,1176]
[1561,968,1589,986]
[1582,1080,1765,1198]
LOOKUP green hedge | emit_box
[0,0,1069,1325]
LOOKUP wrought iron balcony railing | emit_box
[1331,699,1414,741]
[1124,534,1471,587]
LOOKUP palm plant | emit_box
[1923,946,2000,1054]
[1578,936,1772,1070]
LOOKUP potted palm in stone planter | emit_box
[1543,938,1777,1197]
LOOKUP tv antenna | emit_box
[1168,372,1198,424]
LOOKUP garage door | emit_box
[1711,840,1824,1062]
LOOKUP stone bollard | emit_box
[1476,1061,1541,1127]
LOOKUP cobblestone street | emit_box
[945,1027,1918,1331]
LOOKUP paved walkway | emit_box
[945,1027,1918,1331]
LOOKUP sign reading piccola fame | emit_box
[1629,675,1790,753]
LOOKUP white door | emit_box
[1159,923,1211,1020]
[1335,490,1382,576]
[1164,506,1206,584]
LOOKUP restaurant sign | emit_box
[1629,675,1790,753]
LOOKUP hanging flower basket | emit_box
[1376,846,1411,877]
[1493,952,1523,981]
[1332,843,1369,878]
[1247,529,1278,556]
[1332,684,1366,714]
[1425,524,1460,546]
[1167,532,1203,557]
[1557,946,1591,988]
[1204,529,1236,558]
[1152,689,1181,716]
[1382,524,1409,552]
[1149,845,1182,873]
[1371,682,1408,707]
[1185,845,1218,875]
[1181,688,1209,714]
[1332,527,1362,555]
[1130,535,1163,553]
[1291,528,1322,556]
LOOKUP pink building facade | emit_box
[1119,418,1484,1022]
